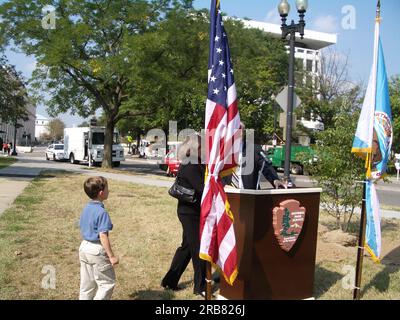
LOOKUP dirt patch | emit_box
[322,230,358,247]
[317,224,329,235]
[316,226,357,263]
[316,240,356,263]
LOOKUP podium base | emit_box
[220,187,322,300]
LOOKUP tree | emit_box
[1,0,289,167]
[46,118,65,142]
[122,7,211,137]
[0,56,29,125]
[0,0,186,168]
[295,49,368,231]
[128,10,287,142]
[389,76,400,154]
[297,49,361,133]
[78,121,90,128]
[302,109,365,231]
[281,208,292,236]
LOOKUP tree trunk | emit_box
[336,205,341,230]
[103,119,114,168]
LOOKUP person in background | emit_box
[7,142,12,155]
[3,142,8,155]
[226,123,288,190]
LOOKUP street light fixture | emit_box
[278,0,308,184]
[278,0,290,17]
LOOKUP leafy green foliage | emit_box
[1,0,288,166]
[0,0,185,167]
[303,112,365,231]
[389,76,400,154]
[0,56,29,124]
[124,12,288,142]
[46,118,65,142]
[226,20,288,143]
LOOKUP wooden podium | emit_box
[219,188,322,300]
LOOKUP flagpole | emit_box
[353,0,381,300]
[205,261,212,300]
[353,180,367,300]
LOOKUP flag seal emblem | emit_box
[272,200,306,252]
[374,111,392,146]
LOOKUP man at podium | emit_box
[225,123,288,190]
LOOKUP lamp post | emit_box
[278,0,308,183]
[271,94,278,147]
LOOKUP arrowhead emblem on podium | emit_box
[272,200,306,252]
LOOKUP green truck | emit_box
[266,145,315,175]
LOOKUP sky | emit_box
[3,0,400,126]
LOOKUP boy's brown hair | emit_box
[84,176,108,199]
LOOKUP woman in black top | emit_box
[161,134,206,295]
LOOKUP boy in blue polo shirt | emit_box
[79,176,119,300]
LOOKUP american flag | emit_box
[199,0,241,286]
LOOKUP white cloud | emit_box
[312,15,339,33]
[263,8,282,25]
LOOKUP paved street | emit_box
[0,148,173,215]
[285,173,400,209]
[1,147,399,217]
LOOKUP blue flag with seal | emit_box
[365,180,381,262]
[352,2,392,262]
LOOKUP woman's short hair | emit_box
[178,133,202,163]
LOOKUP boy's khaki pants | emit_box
[79,240,116,300]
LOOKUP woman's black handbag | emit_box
[168,179,196,203]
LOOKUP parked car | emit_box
[158,141,183,176]
[164,150,181,177]
[45,144,65,161]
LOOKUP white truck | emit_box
[63,127,125,166]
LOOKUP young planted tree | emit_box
[302,110,365,231]
[296,49,367,231]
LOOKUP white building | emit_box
[243,20,337,82]
[243,20,337,133]
[0,102,36,147]
[35,114,50,140]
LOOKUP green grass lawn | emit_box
[0,157,17,169]
[0,171,199,300]
[0,171,399,300]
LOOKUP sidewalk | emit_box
[1,155,399,219]
[0,158,42,216]
[0,177,32,216]
[0,156,172,216]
